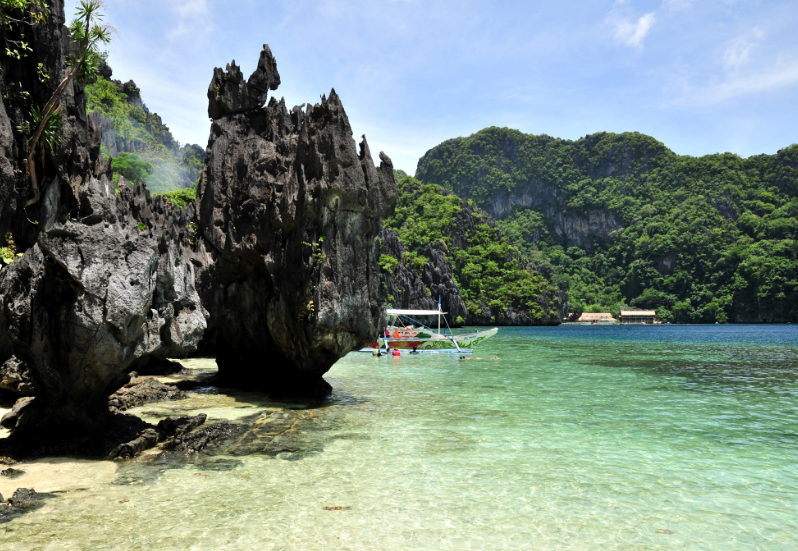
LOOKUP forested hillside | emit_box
[415,128,798,323]
[382,174,564,325]
[85,62,204,196]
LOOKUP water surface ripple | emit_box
[1,324,797,549]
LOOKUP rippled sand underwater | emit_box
[1,325,797,550]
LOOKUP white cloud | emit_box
[613,12,656,49]
[722,28,765,71]
[662,0,694,12]
[723,41,753,70]
[167,0,213,42]
[671,59,798,107]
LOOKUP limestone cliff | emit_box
[414,128,650,250]
[0,0,99,250]
[195,46,396,396]
[0,176,206,432]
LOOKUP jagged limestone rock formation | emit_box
[0,175,206,433]
[196,45,396,396]
[207,46,280,120]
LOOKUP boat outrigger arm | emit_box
[359,299,498,355]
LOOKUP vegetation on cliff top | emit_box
[85,75,204,195]
[384,176,561,323]
[416,127,798,322]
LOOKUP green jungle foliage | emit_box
[385,177,560,323]
[416,127,798,323]
[154,187,196,209]
[85,76,203,194]
[112,152,152,183]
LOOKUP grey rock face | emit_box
[88,111,119,157]
[196,45,396,396]
[0,98,19,244]
[0,0,100,247]
[0,174,206,432]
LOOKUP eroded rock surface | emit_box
[0,357,33,397]
[108,375,187,412]
[196,45,396,396]
[0,175,206,434]
[0,0,99,247]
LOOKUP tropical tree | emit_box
[23,0,110,206]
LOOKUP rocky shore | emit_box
[0,0,395,456]
[0,355,354,525]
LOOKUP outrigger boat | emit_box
[359,304,498,355]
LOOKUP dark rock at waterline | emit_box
[156,413,207,439]
[107,428,159,460]
[0,356,34,397]
[0,488,57,523]
[108,376,186,412]
[161,421,243,454]
[195,45,396,397]
[134,357,185,376]
[0,467,24,479]
[101,414,208,460]
[0,410,150,459]
[7,488,54,508]
[0,175,206,434]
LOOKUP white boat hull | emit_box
[363,327,498,351]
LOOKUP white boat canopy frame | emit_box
[386,309,448,316]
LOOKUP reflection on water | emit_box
[1,326,798,549]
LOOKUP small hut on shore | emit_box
[577,312,617,324]
[619,309,657,324]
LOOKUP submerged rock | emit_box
[8,488,53,508]
[0,487,57,524]
[0,467,24,479]
[156,413,207,439]
[196,45,396,397]
[161,421,242,454]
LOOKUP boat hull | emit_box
[366,328,498,351]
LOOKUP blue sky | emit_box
[75,0,798,173]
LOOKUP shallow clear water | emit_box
[2,325,798,550]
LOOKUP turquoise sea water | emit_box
[1,325,797,550]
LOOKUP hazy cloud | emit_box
[672,59,798,107]
[613,12,656,49]
[723,28,764,71]
[167,0,213,42]
[662,0,694,12]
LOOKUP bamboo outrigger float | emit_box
[360,302,498,355]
